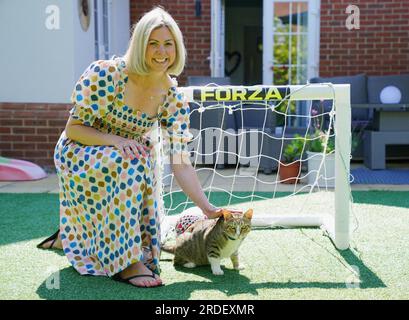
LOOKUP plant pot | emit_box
[306,151,335,187]
[279,161,301,184]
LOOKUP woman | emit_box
[37,7,223,288]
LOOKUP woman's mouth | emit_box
[153,58,168,64]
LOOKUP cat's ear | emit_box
[222,209,233,220]
[244,209,253,220]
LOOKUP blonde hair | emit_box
[124,7,186,76]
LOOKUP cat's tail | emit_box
[161,243,176,254]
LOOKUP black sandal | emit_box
[112,271,164,288]
[36,229,60,249]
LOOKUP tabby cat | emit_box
[161,209,253,275]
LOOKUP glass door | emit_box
[263,0,320,85]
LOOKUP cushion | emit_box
[310,74,369,120]
[309,73,368,104]
[367,74,409,104]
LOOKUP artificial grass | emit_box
[1,191,409,300]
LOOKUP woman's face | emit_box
[145,26,176,74]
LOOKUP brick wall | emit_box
[320,0,409,76]
[0,103,70,169]
[130,0,212,85]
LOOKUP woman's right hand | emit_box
[111,136,150,160]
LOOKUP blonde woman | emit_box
[37,7,223,288]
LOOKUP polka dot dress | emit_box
[54,57,193,277]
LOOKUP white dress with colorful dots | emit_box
[54,57,192,277]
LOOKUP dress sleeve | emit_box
[69,60,116,127]
[160,88,193,159]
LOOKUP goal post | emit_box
[174,83,351,250]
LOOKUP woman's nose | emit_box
[157,45,166,54]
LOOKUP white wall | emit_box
[0,0,129,104]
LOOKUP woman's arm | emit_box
[171,159,221,219]
[65,116,118,146]
[65,116,148,158]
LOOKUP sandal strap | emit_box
[36,229,60,249]
[121,271,156,282]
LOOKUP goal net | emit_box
[162,83,351,250]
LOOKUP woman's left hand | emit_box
[202,206,222,219]
[202,206,243,219]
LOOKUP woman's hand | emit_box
[202,206,222,219]
[111,136,150,160]
[202,206,243,219]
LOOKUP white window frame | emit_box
[262,0,321,85]
[210,0,225,77]
[94,0,112,60]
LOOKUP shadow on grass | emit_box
[36,248,385,300]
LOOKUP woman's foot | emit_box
[37,232,63,250]
[117,261,163,287]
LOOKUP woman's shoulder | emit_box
[82,57,124,80]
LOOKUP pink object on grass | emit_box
[0,156,47,181]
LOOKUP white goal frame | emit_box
[178,84,351,250]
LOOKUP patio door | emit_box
[262,0,320,85]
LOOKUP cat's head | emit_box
[220,209,253,240]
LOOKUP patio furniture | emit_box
[309,73,409,167]
[187,76,236,168]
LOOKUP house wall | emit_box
[0,0,84,104]
[1,0,408,169]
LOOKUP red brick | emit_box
[0,119,23,126]
[24,135,48,142]
[1,151,24,157]
[1,135,23,142]
[12,128,35,134]
[24,150,47,158]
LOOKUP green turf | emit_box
[1,191,409,300]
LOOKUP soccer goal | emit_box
[163,83,351,251]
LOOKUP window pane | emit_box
[273,2,290,33]
[273,65,289,85]
[274,35,289,65]
[291,34,308,65]
[290,65,308,85]
[292,2,308,31]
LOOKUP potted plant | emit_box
[306,103,336,187]
[279,134,305,184]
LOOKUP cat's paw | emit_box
[212,268,224,276]
[233,265,245,271]
[183,262,197,268]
